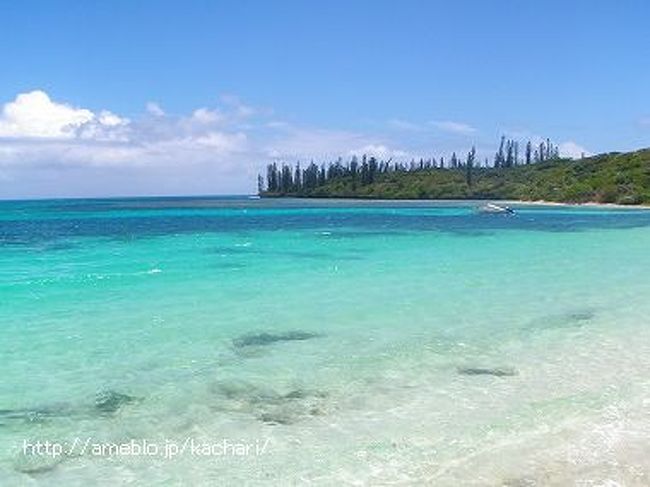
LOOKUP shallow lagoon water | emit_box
[1,197,650,485]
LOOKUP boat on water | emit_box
[477,202,516,214]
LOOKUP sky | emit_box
[0,0,649,198]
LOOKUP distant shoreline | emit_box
[259,148,650,206]
[260,195,650,209]
[505,199,650,209]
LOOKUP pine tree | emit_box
[466,146,476,187]
[257,174,265,194]
[293,162,302,192]
[514,141,519,165]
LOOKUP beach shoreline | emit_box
[505,199,650,209]
[260,195,650,209]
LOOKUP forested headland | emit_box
[258,137,650,205]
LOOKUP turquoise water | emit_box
[2,197,650,485]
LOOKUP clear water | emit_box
[1,197,650,485]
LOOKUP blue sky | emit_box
[0,0,649,198]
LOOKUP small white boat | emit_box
[477,202,515,214]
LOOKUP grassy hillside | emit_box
[263,149,650,204]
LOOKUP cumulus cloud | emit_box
[0,90,252,171]
[559,141,591,159]
[0,90,415,192]
[0,90,95,138]
[0,90,132,144]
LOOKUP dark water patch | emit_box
[3,198,650,247]
[525,308,596,332]
[211,382,327,405]
[233,331,321,348]
[457,366,518,377]
[283,389,321,400]
[10,240,80,252]
[41,241,78,252]
[565,311,595,321]
[210,381,327,425]
[501,478,537,487]
[94,390,139,414]
[0,390,139,425]
[257,410,296,425]
[0,405,70,424]
[0,216,633,246]
[256,390,328,425]
[446,229,495,237]
[212,381,278,405]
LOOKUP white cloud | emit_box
[430,120,477,135]
[263,123,410,162]
[190,107,223,124]
[146,102,165,117]
[0,90,96,138]
[0,91,415,197]
[97,110,126,127]
[0,90,131,143]
[0,89,596,198]
[559,141,591,159]
[221,94,257,118]
[501,129,592,160]
[348,144,410,159]
[0,91,463,172]
[0,90,252,172]
[264,125,362,159]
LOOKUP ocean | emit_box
[1,196,650,485]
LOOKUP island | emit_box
[259,137,650,205]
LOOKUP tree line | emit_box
[259,136,562,194]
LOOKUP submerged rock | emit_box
[13,452,64,475]
[565,311,594,322]
[211,380,328,425]
[457,366,518,377]
[501,478,537,487]
[282,389,309,400]
[526,308,596,332]
[233,330,321,348]
[257,394,326,426]
[0,405,69,423]
[258,410,296,425]
[256,389,329,425]
[94,390,138,414]
[0,390,139,424]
